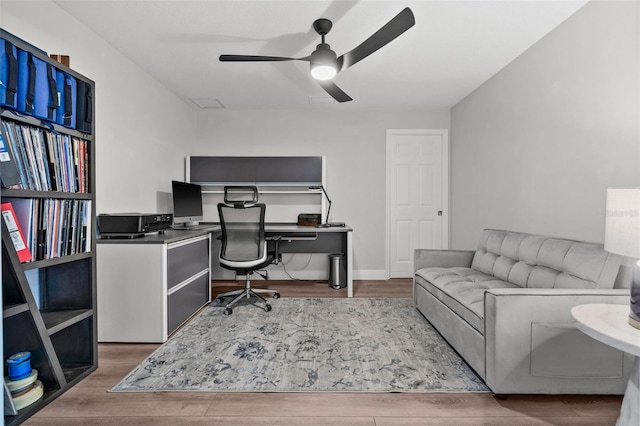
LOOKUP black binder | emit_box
[61,72,76,129]
[0,38,18,109]
[0,125,22,188]
[76,79,92,133]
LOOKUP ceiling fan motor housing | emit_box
[311,43,337,64]
[313,18,333,36]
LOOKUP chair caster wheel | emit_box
[264,304,272,312]
[273,292,280,299]
[223,307,232,316]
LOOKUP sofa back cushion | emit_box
[471,229,622,289]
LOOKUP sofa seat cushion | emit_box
[415,267,519,334]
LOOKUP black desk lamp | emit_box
[309,185,344,228]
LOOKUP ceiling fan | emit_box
[219,7,415,103]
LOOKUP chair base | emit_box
[215,273,279,315]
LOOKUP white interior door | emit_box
[387,129,449,278]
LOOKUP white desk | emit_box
[97,229,213,342]
[572,304,640,426]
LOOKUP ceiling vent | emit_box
[191,98,225,109]
[309,96,336,105]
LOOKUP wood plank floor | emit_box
[25,279,622,425]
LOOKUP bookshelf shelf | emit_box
[1,189,93,200]
[21,252,93,271]
[5,389,59,426]
[0,110,91,140]
[41,309,93,335]
[2,303,29,319]
[1,29,97,425]
[61,364,93,384]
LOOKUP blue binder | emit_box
[17,51,59,121]
[0,39,18,109]
[17,51,35,114]
[55,70,77,129]
[44,62,59,121]
[55,69,66,125]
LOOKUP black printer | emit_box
[97,213,173,238]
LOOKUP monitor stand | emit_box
[172,222,200,230]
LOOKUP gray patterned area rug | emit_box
[111,298,489,393]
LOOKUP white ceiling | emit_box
[53,0,588,110]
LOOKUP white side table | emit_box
[572,304,640,426]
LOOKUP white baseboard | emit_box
[263,269,326,281]
[353,270,389,280]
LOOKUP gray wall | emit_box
[450,0,640,249]
[195,109,450,277]
[1,1,198,214]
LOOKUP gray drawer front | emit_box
[278,232,345,253]
[167,237,209,290]
[167,273,209,334]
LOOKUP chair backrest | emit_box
[218,202,266,263]
[224,186,259,204]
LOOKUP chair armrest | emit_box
[414,249,475,271]
[484,288,631,394]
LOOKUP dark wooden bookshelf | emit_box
[1,28,97,425]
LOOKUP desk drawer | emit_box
[167,236,209,290]
[167,272,209,334]
[278,232,345,253]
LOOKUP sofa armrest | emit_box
[414,249,475,272]
[484,288,632,394]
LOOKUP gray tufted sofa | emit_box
[414,229,633,395]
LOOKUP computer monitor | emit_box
[171,180,203,229]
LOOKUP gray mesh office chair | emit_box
[216,187,279,315]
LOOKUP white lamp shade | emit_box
[310,64,337,81]
[605,188,640,258]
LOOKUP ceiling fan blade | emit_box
[318,80,353,103]
[219,54,310,62]
[337,7,415,71]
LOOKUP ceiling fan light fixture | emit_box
[310,63,337,80]
[309,43,338,81]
